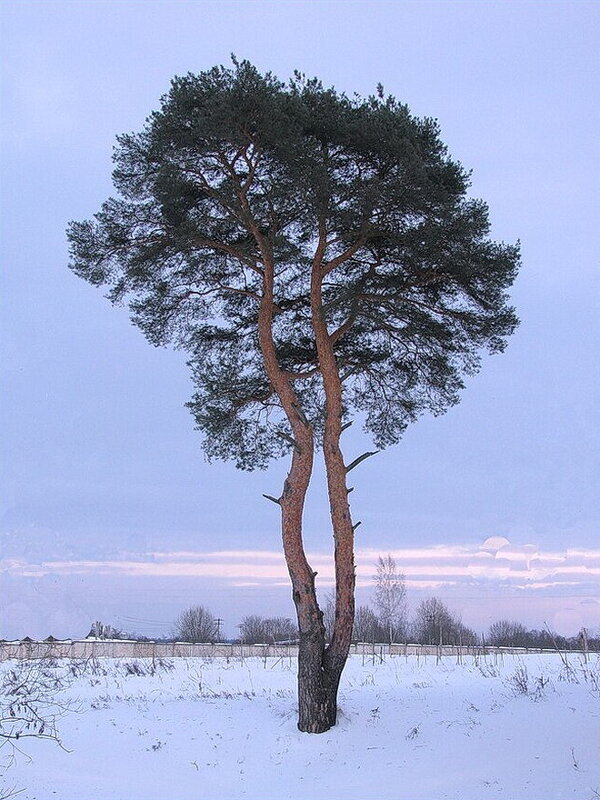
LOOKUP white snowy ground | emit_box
[1,652,599,800]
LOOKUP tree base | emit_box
[297,697,337,733]
[297,637,341,733]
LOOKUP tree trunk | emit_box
[254,216,355,734]
[280,477,342,733]
[295,220,358,732]
[255,238,338,733]
[297,635,341,732]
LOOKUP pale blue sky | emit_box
[1,0,599,639]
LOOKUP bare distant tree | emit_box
[239,615,297,643]
[173,606,218,643]
[453,620,479,647]
[412,596,478,646]
[265,617,297,643]
[87,621,123,639]
[238,615,263,644]
[413,597,456,644]
[488,619,529,647]
[373,555,407,644]
[321,590,336,643]
[352,606,383,643]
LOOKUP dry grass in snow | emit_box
[1,652,599,799]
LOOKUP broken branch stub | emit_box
[277,430,302,453]
[345,451,378,473]
[263,494,282,505]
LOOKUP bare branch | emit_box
[292,402,311,427]
[330,311,359,345]
[190,234,262,273]
[263,494,282,505]
[321,236,367,277]
[277,430,302,453]
[282,366,320,381]
[345,451,379,473]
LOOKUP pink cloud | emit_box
[2,537,599,600]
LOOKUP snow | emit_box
[2,652,599,799]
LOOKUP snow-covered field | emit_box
[2,652,599,800]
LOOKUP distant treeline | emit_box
[84,597,599,652]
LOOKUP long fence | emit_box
[0,638,589,662]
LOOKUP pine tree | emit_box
[67,59,519,732]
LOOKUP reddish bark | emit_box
[253,207,356,734]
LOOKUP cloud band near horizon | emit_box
[3,536,599,596]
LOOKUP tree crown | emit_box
[68,58,519,469]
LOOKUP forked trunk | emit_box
[256,222,355,734]
[280,423,354,734]
[294,221,359,733]
[281,489,343,733]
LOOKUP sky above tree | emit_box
[1,0,598,640]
